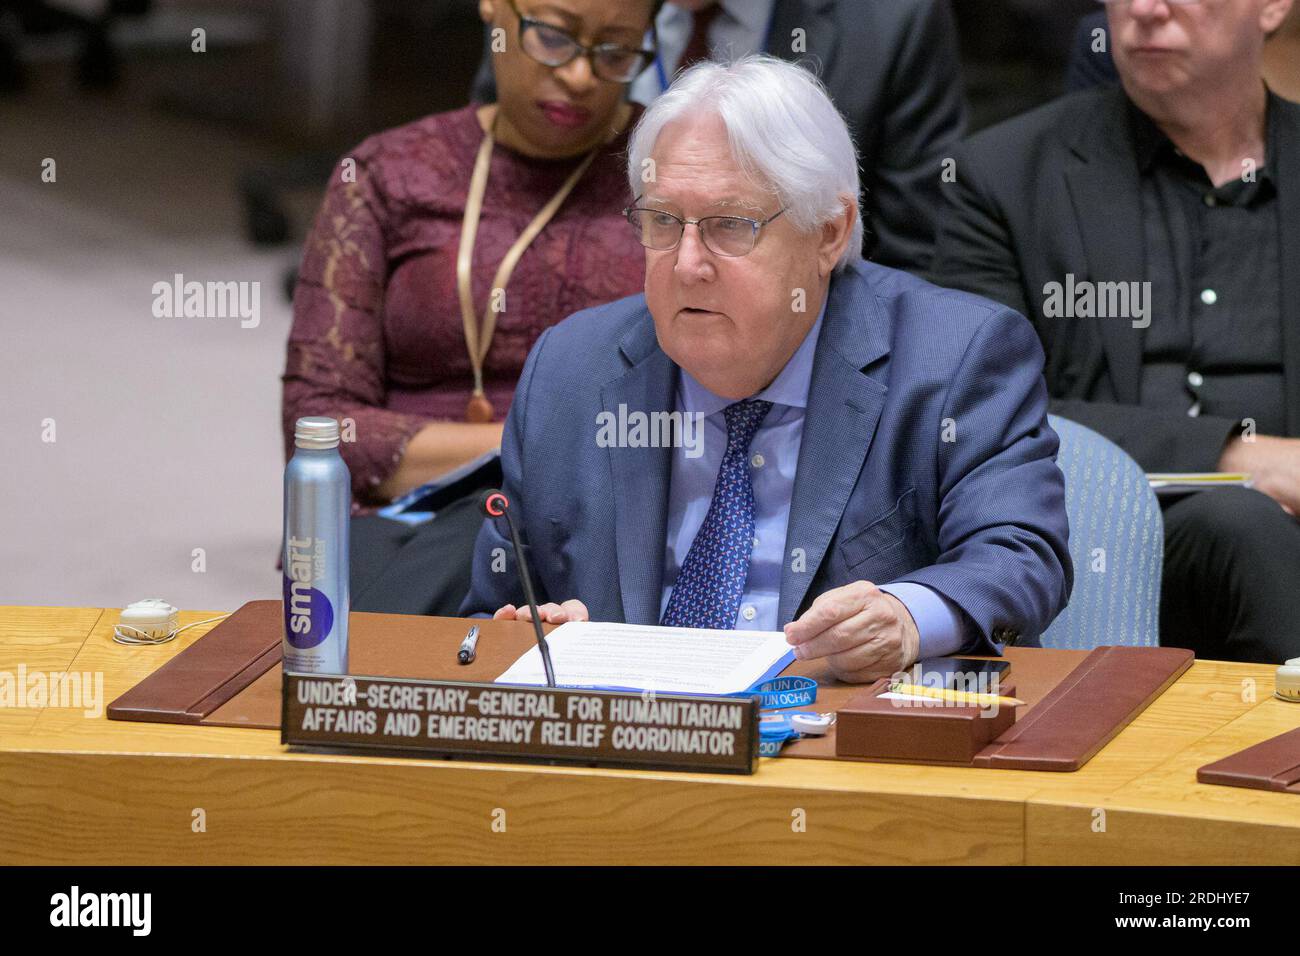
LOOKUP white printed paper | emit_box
[495,621,795,695]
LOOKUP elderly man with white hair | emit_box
[462,55,1071,682]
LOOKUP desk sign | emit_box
[281,672,760,774]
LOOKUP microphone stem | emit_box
[501,508,557,687]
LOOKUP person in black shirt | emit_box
[931,0,1300,664]
[1066,4,1300,97]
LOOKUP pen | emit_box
[458,624,479,665]
[888,682,1025,707]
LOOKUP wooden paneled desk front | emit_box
[0,606,1297,865]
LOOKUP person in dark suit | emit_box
[471,0,967,273]
[931,0,1300,663]
[461,56,1071,682]
[1067,4,1300,99]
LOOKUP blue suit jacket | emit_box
[460,259,1072,651]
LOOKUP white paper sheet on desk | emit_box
[494,621,796,695]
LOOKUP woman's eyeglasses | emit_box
[509,0,656,83]
[623,202,787,258]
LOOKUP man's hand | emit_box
[783,581,920,684]
[1219,435,1300,517]
[493,599,590,624]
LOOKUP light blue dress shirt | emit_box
[658,302,970,658]
[629,0,777,105]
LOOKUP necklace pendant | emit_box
[466,392,495,423]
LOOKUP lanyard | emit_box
[746,676,820,757]
[760,710,835,756]
[748,675,817,709]
[455,111,600,423]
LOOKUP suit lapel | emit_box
[1274,98,1300,437]
[779,268,890,622]
[1064,89,1147,404]
[600,320,676,625]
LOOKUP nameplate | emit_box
[281,672,760,774]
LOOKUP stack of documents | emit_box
[1146,473,1252,497]
[495,621,794,696]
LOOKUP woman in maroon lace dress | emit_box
[282,0,659,613]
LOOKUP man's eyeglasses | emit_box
[623,202,787,258]
[508,0,656,83]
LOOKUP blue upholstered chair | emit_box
[1039,414,1163,649]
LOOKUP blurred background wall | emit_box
[0,0,1104,612]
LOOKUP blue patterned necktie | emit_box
[661,399,774,629]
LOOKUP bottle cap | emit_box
[295,416,341,449]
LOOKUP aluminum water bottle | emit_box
[283,416,350,674]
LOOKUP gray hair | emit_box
[626,54,862,271]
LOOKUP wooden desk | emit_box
[1,606,1297,865]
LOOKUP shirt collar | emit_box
[678,299,827,417]
[722,0,775,36]
[1127,99,1166,173]
[1265,87,1285,187]
[1129,92,1281,191]
[660,1,774,40]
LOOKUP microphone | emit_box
[482,489,557,688]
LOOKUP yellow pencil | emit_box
[888,682,1025,707]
